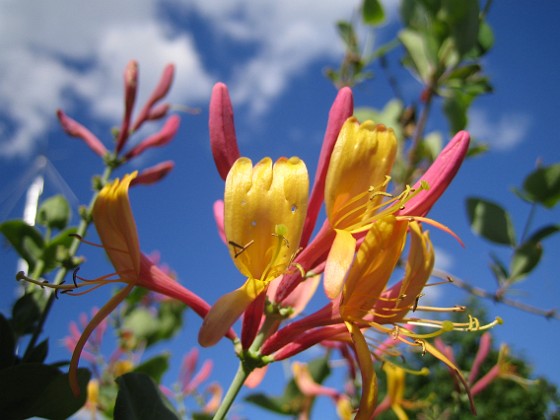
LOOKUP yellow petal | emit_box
[93,172,140,281]
[341,216,408,319]
[224,157,308,280]
[345,321,377,420]
[390,221,435,322]
[198,278,266,347]
[324,229,356,299]
[325,118,397,231]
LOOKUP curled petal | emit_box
[399,131,470,217]
[198,278,266,347]
[93,173,141,280]
[210,82,240,180]
[345,321,377,420]
[57,110,108,157]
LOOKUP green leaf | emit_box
[134,353,170,384]
[362,0,385,25]
[528,224,560,243]
[42,227,78,273]
[399,29,433,83]
[510,241,543,282]
[466,197,516,246]
[443,93,469,132]
[522,163,560,208]
[0,314,16,369]
[336,21,359,53]
[0,363,90,419]
[0,220,44,272]
[477,21,494,54]
[489,253,509,285]
[442,0,480,56]
[37,194,71,230]
[25,339,49,364]
[11,293,41,337]
[115,372,179,420]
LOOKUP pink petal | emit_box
[131,161,175,186]
[213,200,226,244]
[125,115,180,159]
[116,60,138,153]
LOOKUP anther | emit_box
[228,240,255,258]
[73,267,80,287]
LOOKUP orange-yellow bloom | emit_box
[198,157,309,347]
[26,173,216,395]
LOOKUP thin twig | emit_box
[432,269,559,321]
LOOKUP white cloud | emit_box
[0,0,399,158]
[469,108,531,151]
[0,0,212,159]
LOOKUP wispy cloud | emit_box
[0,0,212,159]
[1,0,399,159]
[468,108,531,152]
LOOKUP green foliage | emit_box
[37,194,71,230]
[114,372,180,420]
[0,220,44,273]
[517,163,560,208]
[362,0,385,25]
[466,197,516,246]
[133,353,171,383]
[0,363,90,419]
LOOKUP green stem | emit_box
[520,202,537,244]
[23,166,113,361]
[213,314,280,419]
[213,362,251,420]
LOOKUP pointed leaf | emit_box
[0,220,44,272]
[510,241,543,282]
[399,29,433,82]
[522,163,560,208]
[362,0,385,25]
[0,314,16,369]
[133,353,170,383]
[0,363,90,419]
[466,197,516,246]
[528,224,560,243]
[11,293,41,337]
[42,227,78,273]
[37,194,71,230]
[115,372,180,420]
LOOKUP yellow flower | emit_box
[323,117,407,298]
[199,157,308,347]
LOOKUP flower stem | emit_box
[213,362,251,420]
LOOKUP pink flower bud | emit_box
[125,115,180,159]
[130,161,174,186]
[57,109,108,157]
[209,83,240,180]
[131,64,175,131]
[116,60,138,153]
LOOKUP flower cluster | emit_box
[201,83,501,418]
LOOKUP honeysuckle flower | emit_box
[124,114,180,159]
[198,157,309,347]
[130,160,175,186]
[21,172,218,395]
[116,60,138,152]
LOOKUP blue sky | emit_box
[1,0,559,417]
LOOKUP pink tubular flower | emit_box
[57,110,108,157]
